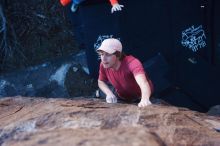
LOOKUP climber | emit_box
[96,38,154,107]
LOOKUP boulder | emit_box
[0,96,220,146]
[0,52,97,98]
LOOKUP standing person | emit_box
[96,38,154,107]
[60,0,124,13]
[71,0,124,13]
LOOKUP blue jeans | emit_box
[72,0,86,4]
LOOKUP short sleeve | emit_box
[109,0,118,5]
[98,63,108,82]
[128,58,145,76]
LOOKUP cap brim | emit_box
[96,47,115,54]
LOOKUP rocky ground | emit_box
[1,0,79,73]
[1,96,220,146]
[0,0,97,96]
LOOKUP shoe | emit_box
[71,3,78,12]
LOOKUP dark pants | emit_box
[72,0,86,4]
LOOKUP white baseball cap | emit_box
[97,38,122,54]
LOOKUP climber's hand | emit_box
[111,3,124,13]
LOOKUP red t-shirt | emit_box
[109,0,118,5]
[98,55,154,100]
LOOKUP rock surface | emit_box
[0,96,220,146]
[0,51,97,98]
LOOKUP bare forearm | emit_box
[135,74,152,107]
[98,80,114,96]
[140,81,151,100]
[134,74,152,99]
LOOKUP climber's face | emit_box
[98,51,119,69]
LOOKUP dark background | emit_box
[72,0,220,76]
[70,0,220,112]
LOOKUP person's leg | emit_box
[71,0,86,12]
[73,0,86,4]
[71,1,78,12]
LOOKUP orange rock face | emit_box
[0,96,220,146]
